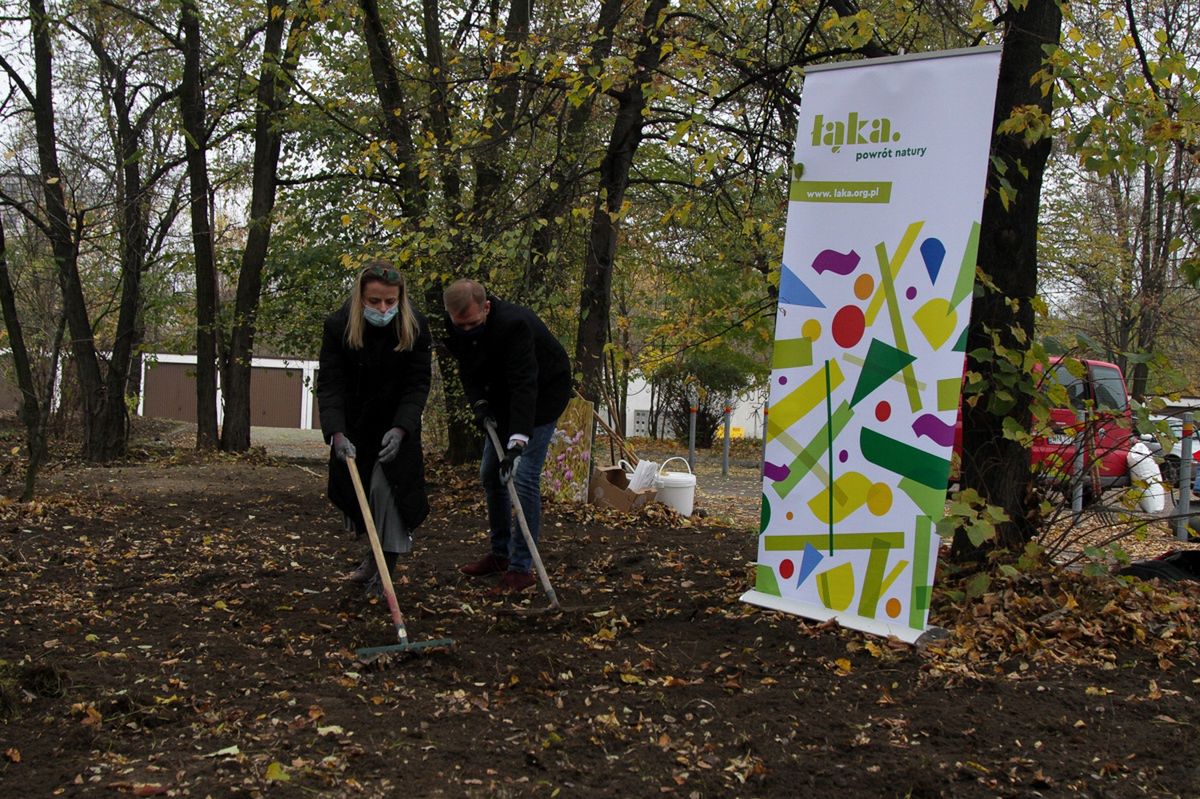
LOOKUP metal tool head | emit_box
[356,638,456,660]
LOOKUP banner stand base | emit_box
[740,589,927,644]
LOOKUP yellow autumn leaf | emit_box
[834,658,852,674]
[265,761,290,781]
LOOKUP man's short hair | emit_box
[443,279,486,315]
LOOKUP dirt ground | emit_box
[1,421,1199,797]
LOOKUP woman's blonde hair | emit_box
[346,260,420,352]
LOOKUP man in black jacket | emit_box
[443,279,572,593]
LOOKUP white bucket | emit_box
[655,457,697,516]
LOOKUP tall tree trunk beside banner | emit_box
[955,0,1063,559]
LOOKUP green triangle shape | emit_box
[850,338,917,407]
[952,326,968,352]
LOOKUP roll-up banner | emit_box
[742,47,1003,642]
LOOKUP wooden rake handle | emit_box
[345,456,409,644]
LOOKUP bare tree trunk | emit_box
[954,0,1063,560]
[221,2,309,452]
[181,0,220,449]
[575,0,671,401]
[0,215,48,500]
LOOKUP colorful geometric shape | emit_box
[832,305,866,348]
[767,360,845,440]
[772,401,854,498]
[913,297,957,349]
[811,249,861,275]
[949,222,981,307]
[763,462,790,482]
[952,326,968,352]
[816,562,855,611]
[806,471,873,523]
[861,428,951,489]
[796,542,824,586]
[854,274,874,300]
[937,377,962,412]
[802,319,822,340]
[779,264,826,307]
[912,413,956,447]
[898,476,949,518]
[755,563,782,596]
[909,516,935,629]
[856,537,896,617]
[920,237,946,283]
[764,532,904,551]
[850,339,916,407]
[866,482,893,515]
[771,337,813,369]
[779,559,795,579]
[874,239,923,412]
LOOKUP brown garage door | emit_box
[142,361,198,422]
[249,365,303,427]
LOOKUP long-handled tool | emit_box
[483,419,563,612]
[345,455,454,657]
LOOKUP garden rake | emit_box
[345,455,454,658]
[483,418,566,615]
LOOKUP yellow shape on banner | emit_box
[866,482,893,515]
[816,562,855,611]
[767,360,845,439]
[913,298,957,349]
[807,471,871,523]
[802,319,822,340]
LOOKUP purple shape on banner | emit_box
[905,286,917,300]
[921,238,946,283]
[811,249,861,276]
[796,542,824,586]
[763,462,791,482]
[912,413,957,447]
[779,265,826,307]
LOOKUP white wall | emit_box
[618,376,768,440]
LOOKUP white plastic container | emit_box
[655,457,697,516]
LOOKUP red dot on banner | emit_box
[875,401,891,422]
[832,305,865,348]
[779,559,795,580]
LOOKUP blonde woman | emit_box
[317,260,432,596]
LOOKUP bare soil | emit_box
[1,420,1198,797]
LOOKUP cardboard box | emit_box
[589,465,658,512]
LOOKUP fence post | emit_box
[1176,412,1193,540]
[687,385,698,473]
[1071,406,1092,521]
[721,402,732,477]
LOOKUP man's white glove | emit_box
[499,442,524,483]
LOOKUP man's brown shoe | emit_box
[490,569,536,594]
[459,553,509,577]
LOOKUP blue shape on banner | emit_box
[778,264,826,308]
[796,542,824,586]
[921,238,946,283]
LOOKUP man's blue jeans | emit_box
[481,421,556,573]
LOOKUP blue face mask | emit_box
[364,305,399,327]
